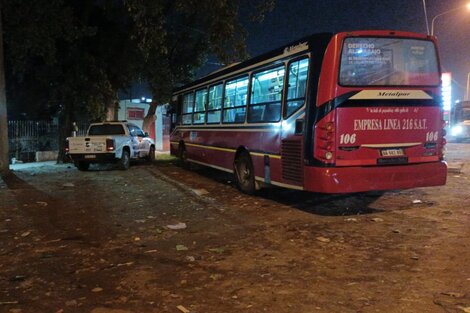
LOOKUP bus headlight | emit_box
[451,125,463,136]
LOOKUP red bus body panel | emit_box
[304,161,447,193]
[335,106,442,166]
[306,30,447,193]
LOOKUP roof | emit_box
[174,32,334,94]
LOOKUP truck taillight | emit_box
[314,112,336,164]
[65,140,69,153]
[106,139,115,151]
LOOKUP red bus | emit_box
[170,30,447,194]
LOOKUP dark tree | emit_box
[3,0,274,161]
[125,0,274,132]
[3,0,139,162]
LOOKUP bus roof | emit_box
[174,30,433,95]
[174,32,333,94]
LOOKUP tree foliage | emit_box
[2,0,274,161]
[125,0,274,130]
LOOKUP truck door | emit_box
[128,125,144,158]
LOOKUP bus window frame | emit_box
[222,74,250,124]
[206,82,224,124]
[248,63,285,124]
[181,91,195,125]
[283,55,311,119]
[193,87,208,125]
[337,36,441,88]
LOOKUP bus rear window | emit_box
[339,37,439,86]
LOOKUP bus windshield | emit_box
[339,37,439,87]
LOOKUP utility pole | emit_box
[0,6,9,174]
[422,0,430,35]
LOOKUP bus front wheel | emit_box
[234,152,256,195]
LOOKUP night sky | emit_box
[236,0,470,100]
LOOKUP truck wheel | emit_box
[147,146,156,162]
[119,150,130,170]
[234,152,256,195]
[75,161,90,171]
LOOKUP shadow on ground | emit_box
[157,159,386,217]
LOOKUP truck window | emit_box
[88,124,125,135]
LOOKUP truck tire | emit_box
[147,146,156,162]
[119,149,130,170]
[75,161,90,171]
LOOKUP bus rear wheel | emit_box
[234,152,256,195]
[177,143,188,167]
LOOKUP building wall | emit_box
[118,99,170,151]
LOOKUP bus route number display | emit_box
[346,42,391,65]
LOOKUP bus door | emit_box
[278,57,310,185]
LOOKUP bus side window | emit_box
[207,84,223,123]
[285,58,309,118]
[182,92,194,125]
[194,88,207,124]
[223,76,248,123]
[248,65,284,123]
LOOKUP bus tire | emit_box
[177,143,189,167]
[75,161,90,171]
[234,152,256,195]
[119,149,130,170]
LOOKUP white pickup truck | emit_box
[65,121,155,171]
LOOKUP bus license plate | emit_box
[84,155,96,159]
[381,149,404,157]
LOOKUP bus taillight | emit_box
[65,139,69,153]
[439,119,446,160]
[315,116,336,163]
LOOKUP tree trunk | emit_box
[142,100,158,134]
[57,103,74,164]
[0,8,9,174]
[105,99,117,121]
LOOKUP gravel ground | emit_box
[0,143,469,313]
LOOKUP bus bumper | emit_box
[304,161,447,193]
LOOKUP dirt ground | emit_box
[0,144,470,313]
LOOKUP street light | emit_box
[431,3,470,36]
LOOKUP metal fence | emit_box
[8,120,89,162]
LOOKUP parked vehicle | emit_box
[449,100,470,142]
[170,30,447,194]
[66,121,155,170]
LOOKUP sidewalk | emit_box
[9,161,58,171]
